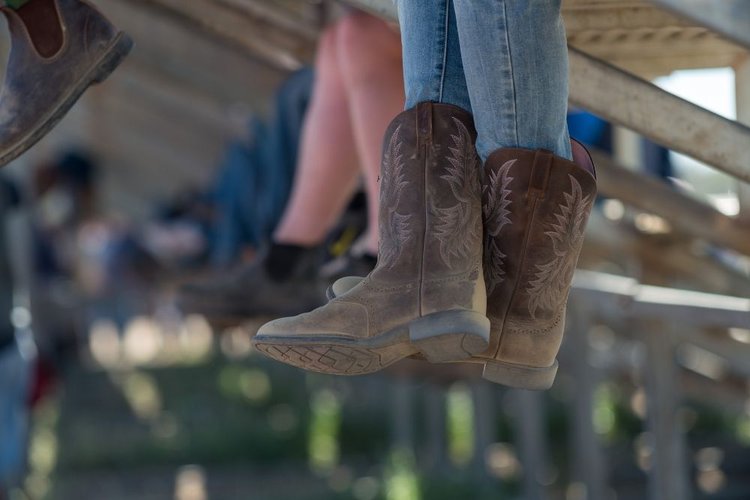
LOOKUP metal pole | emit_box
[639,320,691,500]
[515,389,549,500]
[471,381,497,488]
[423,385,448,471]
[566,304,609,500]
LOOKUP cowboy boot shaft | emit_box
[370,105,423,286]
[483,147,596,369]
[253,102,490,375]
[373,102,485,317]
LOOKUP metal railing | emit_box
[335,1,750,499]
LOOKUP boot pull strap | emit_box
[415,102,433,151]
[528,150,554,200]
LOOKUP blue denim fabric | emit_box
[396,0,572,161]
[0,338,32,491]
[210,67,313,266]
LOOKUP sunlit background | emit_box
[1,1,749,500]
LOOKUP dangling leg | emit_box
[452,0,571,161]
[397,0,471,113]
[178,22,361,328]
[254,1,490,376]
[452,0,597,389]
[336,11,405,257]
[273,25,361,248]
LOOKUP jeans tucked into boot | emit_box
[253,102,490,375]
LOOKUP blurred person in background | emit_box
[0,333,33,500]
[0,0,131,167]
[0,176,34,500]
[178,10,404,328]
[31,151,99,349]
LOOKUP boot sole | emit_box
[252,309,490,376]
[326,284,558,389]
[0,31,134,167]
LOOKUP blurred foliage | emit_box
[23,345,750,500]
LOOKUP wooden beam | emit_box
[580,214,750,297]
[569,48,750,183]
[650,0,750,50]
[103,0,288,109]
[592,149,750,256]
[343,0,745,78]
[126,0,315,71]
[219,0,320,40]
[572,269,750,330]
[735,57,750,223]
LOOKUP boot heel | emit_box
[482,359,558,390]
[409,310,490,363]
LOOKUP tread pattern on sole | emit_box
[254,343,384,375]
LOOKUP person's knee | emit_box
[336,11,402,83]
[314,23,341,73]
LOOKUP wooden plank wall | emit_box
[0,0,317,219]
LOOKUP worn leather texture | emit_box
[0,0,120,156]
[257,102,486,341]
[480,146,597,367]
[177,247,328,325]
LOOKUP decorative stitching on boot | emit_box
[379,124,415,270]
[483,159,515,294]
[432,117,482,268]
[526,174,593,319]
[507,307,565,335]
[424,265,480,286]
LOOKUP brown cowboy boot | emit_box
[326,141,597,389]
[0,0,132,166]
[252,103,490,375]
[477,140,597,389]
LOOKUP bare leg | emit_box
[337,12,405,254]
[274,24,361,246]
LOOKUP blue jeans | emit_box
[0,337,32,492]
[396,0,572,161]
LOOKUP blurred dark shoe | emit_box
[177,244,327,330]
[0,0,132,166]
[319,246,377,284]
[253,103,490,376]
